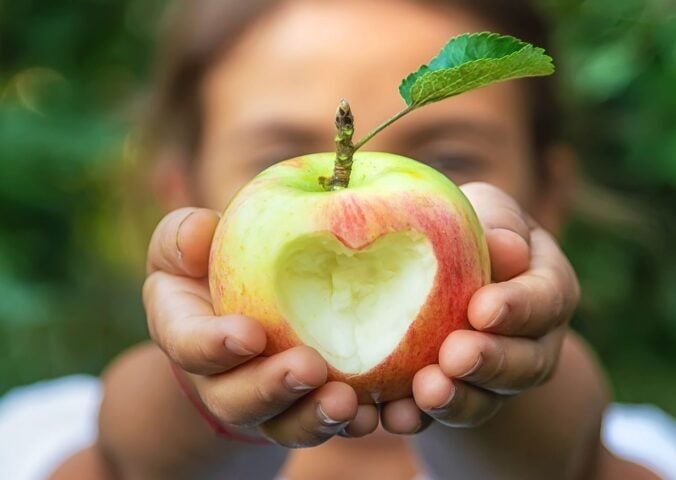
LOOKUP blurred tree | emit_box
[543,0,676,412]
[1,0,675,414]
[0,0,164,389]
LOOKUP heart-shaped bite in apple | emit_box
[276,230,436,377]
[209,152,490,403]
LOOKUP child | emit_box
[48,0,666,478]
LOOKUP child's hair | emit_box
[147,0,561,180]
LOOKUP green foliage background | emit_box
[1,0,675,413]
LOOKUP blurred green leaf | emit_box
[399,32,554,107]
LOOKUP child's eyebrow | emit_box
[233,120,325,146]
[401,118,508,148]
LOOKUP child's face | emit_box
[186,0,566,230]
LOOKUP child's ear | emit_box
[151,152,194,211]
[535,143,577,237]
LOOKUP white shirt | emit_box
[1,376,674,480]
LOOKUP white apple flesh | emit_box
[209,152,490,403]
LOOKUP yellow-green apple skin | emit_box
[209,152,490,403]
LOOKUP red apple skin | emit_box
[210,153,490,404]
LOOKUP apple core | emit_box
[275,231,437,374]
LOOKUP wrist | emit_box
[169,361,271,445]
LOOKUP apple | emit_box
[207,29,554,402]
[209,151,490,403]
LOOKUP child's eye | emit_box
[420,151,484,175]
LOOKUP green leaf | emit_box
[399,32,555,107]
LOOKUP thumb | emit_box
[460,182,531,282]
[147,208,221,278]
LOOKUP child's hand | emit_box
[143,208,379,447]
[378,183,581,434]
[143,180,579,444]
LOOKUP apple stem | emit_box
[319,100,417,191]
[319,99,355,190]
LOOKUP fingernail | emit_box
[458,354,484,379]
[224,338,256,357]
[410,417,424,434]
[316,404,349,433]
[175,210,197,260]
[284,372,315,393]
[430,384,456,412]
[484,304,508,329]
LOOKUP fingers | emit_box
[468,228,579,337]
[438,329,565,394]
[405,184,576,430]
[143,271,266,375]
[194,346,328,427]
[258,382,362,448]
[341,404,380,438]
[412,365,503,428]
[485,228,530,282]
[461,182,531,281]
[380,398,432,435]
[147,208,220,277]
